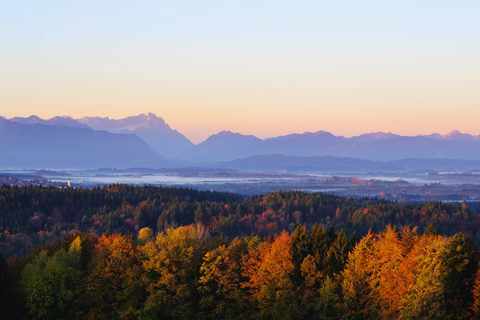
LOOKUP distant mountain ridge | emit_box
[0,117,170,169]
[179,130,263,162]
[9,115,93,130]
[4,113,480,166]
[441,130,478,141]
[77,113,165,132]
[77,113,193,158]
[347,132,400,144]
[203,154,480,173]
[181,129,480,163]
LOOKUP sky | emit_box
[1,1,479,144]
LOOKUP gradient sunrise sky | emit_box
[1,1,479,144]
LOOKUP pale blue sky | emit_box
[1,1,479,143]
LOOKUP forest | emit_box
[2,185,480,319]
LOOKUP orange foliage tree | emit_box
[242,230,300,319]
[341,227,479,320]
[78,234,144,320]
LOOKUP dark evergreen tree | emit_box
[309,224,331,278]
[425,223,438,236]
[0,251,14,318]
[291,225,309,285]
[329,230,352,275]
[440,233,479,319]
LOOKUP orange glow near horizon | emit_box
[1,2,479,144]
[3,102,480,145]
[2,63,479,144]
[2,54,479,145]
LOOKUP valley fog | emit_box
[4,168,480,202]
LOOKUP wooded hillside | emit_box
[2,185,480,319]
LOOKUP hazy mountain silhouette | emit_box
[204,154,480,173]
[5,112,480,168]
[180,130,263,162]
[188,130,480,163]
[180,130,354,162]
[9,115,93,130]
[418,133,443,140]
[245,131,349,157]
[347,132,400,144]
[441,130,478,141]
[77,113,193,158]
[345,136,480,161]
[205,154,386,172]
[387,158,480,171]
[0,118,170,169]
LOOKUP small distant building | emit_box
[68,178,71,187]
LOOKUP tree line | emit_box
[1,184,480,258]
[1,224,479,319]
[2,184,480,318]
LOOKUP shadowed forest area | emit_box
[2,185,480,319]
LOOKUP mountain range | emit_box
[76,113,193,158]
[0,117,169,169]
[3,113,480,171]
[204,154,480,173]
[182,130,480,163]
[9,115,93,130]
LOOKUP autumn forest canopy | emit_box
[2,185,480,319]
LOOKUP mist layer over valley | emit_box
[3,113,480,201]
